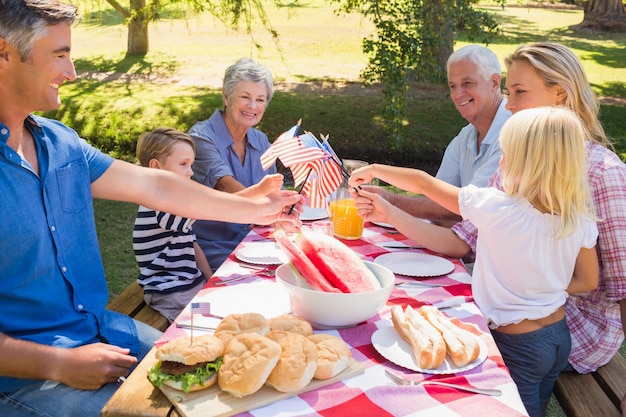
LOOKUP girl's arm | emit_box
[352,189,471,258]
[567,247,600,295]
[349,164,462,215]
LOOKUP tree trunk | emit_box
[127,0,150,55]
[574,0,626,33]
[417,0,454,83]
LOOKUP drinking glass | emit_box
[329,187,364,240]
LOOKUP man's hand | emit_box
[252,191,302,226]
[54,343,137,390]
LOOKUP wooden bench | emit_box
[106,281,169,332]
[102,282,176,417]
[554,353,626,417]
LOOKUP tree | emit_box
[102,0,280,56]
[574,0,626,33]
[328,0,501,146]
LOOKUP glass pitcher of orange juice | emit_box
[329,185,364,240]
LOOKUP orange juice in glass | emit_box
[330,189,364,240]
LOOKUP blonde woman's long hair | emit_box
[500,107,596,238]
[504,42,610,148]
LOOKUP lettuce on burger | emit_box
[148,334,224,393]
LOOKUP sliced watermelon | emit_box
[274,230,340,293]
[296,231,381,293]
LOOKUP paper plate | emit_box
[375,252,454,277]
[188,282,291,320]
[372,218,431,229]
[371,325,487,374]
[371,220,395,229]
[300,206,329,221]
[235,242,289,265]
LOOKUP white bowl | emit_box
[275,261,395,329]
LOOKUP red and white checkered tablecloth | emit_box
[157,223,529,417]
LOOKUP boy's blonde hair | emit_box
[136,127,196,167]
[499,107,595,237]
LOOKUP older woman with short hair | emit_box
[188,58,298,271]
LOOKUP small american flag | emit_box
[190,302,212,315]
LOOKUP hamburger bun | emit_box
[218,333,281,397]
[269,314,313,336]
[150,335,224,392]
[265,332,318,392]
[162,373,218,392]
[307,333,351,379]
[214,312,270,346]
[156,334,224,365]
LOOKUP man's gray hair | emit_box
[0,0,77,62]
[222,57,275,105]
[447,44,501,82]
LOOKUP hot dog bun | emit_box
[419,305,480,367]
[391,305,446,369]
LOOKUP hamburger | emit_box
[148,335,224,393]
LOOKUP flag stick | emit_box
[288,167,313,215]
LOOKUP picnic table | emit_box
[101,221,529,417]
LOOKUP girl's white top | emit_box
[459,185,598,328]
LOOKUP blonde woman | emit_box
[350,107,599,417]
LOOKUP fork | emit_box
[385,369,502,396]
[213,268,276,286]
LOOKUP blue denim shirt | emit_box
[0,116,138,392]
[188,110,277,270]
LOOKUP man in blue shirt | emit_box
[0,2,301,416]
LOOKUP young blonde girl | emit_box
[349,107,599,417]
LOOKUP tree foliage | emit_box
[327,0,502,146]
[82,0,282,55]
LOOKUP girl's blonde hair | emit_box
[136,127,196,167]
[500,107,595,237]
[504,42,609,148]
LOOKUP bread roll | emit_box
[269,314,313,336]
[419,305,480,367]
[214,312,270,346]
[391,305,446,369]
[308,333,351,379]
[218,333,281,397]
[156,334,224,365]
[265,332,318,392]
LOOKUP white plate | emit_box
[235,242,288,265]
[371,220,395,229]
[181,282,291,325]
[300,206,329,221]
[375,252,454,277]
[371,326,487,374]
[372,218,432,229]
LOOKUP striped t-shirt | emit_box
[133,206,204,293]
